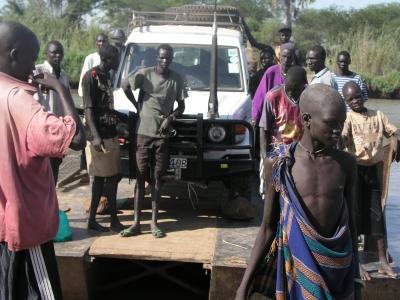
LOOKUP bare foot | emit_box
[88,220,109,232]
[120,224,141,237]
[378,262,398,278]
[360,265,371,281]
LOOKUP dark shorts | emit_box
[356,164,385,237]
[136,134,169,181]
[0,240,63,300]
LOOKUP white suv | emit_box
[113,6,256,196]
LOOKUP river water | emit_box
[72,92,400,260]
[367,99,400,261]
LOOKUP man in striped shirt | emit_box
[334,51,368,108]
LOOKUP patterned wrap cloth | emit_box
[253,143,356,300]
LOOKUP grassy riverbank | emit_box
[269,3,400,99]
[327,23,400,99]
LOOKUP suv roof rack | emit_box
[130,5,243,30]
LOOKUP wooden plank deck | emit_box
[55,178,135,258]
[56,178,221,262]
[88,205,218,264]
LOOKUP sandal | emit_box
[151,228,166,238]
[120,227,141,237]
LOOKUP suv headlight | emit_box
[208,125,226,143]
[234,124,246,144]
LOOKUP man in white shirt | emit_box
[306,45,337,89]
[35,40,72,182]
[78,33,108,97]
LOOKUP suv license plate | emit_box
[169,157,187,169]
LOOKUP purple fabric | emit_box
[251,64,284,124]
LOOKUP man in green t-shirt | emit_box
[121,44,187,238]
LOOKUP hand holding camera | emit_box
[30,71,63,94]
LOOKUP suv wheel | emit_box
[223,175,253,199]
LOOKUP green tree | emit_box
[1,0,103,85]
[100,0,273,32]
[267,0,315,27]
[218,0,272,20]
[2,0,100,25]
[100,0,195,29]
[2,0,25,16]
[293,3,400,96]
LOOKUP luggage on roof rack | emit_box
[130,5,243,29]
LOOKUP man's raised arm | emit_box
[241,18,268,50]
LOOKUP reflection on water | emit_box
[71,90,400,260]
[387,164,400,261]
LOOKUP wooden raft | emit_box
[88,207,219,264]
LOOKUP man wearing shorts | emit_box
[121,44,187,238]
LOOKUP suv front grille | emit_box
[169,117,200,155]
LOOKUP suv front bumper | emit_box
[120,113,257,180]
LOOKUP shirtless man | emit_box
[235,84,362,300]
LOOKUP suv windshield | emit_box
[118,43,243,91]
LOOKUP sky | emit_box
[309,0,398,10]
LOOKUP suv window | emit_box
[118,43,243,91]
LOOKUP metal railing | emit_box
[130,9,243,30]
